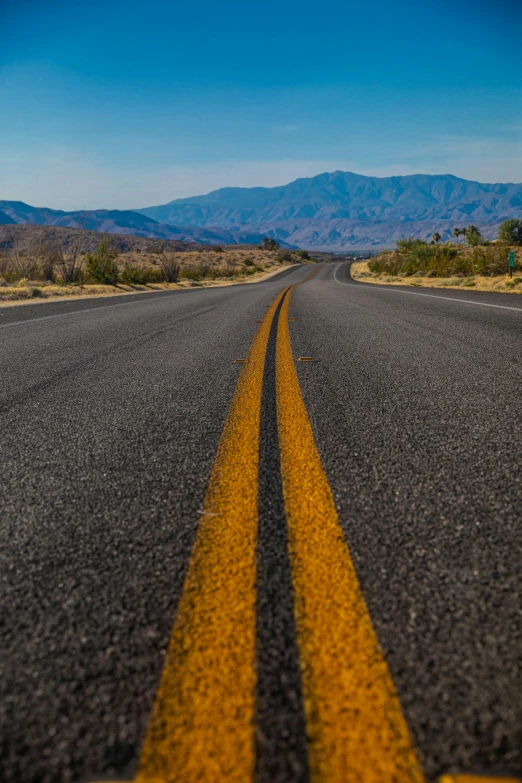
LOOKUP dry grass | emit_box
[0,250,300,307]
[351,261,522,295]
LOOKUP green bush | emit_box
[498,218,522,245]
[297,249,310,259]
[369,241,510,278]
[86,241,119,285]
[465,224,483,246]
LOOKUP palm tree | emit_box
[432,232,441,244]
[453,227,461,245]
[461,227,468,243]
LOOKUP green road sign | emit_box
[508,251,516,267]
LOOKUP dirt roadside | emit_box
[350,260,522,295]
[0,263,298,309]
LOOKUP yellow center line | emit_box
[132,285,289,783]
[276,286,426,782]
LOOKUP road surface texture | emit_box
[1,263,521,783]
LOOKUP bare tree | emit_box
[10,238,39,279]
[158,246,180,282]
[32,236,63,282]
[57,230,84,284]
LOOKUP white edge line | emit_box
[334,263,522,314]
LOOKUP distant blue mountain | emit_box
[0,201,252,245]
[0,210,16,225]
[137,171,522,248]
[3,171,521,249]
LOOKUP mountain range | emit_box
[3,172,522,250]
[0,202,254,246]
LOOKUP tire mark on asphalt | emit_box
[0,307,218,413]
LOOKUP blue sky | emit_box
[1,0,521,209]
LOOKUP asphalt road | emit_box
[1,263,521,783]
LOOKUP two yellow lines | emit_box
[109,273,425,783]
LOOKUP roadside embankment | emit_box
[0,236,316,307]
[0,262,300,308]
[350,248,522,295]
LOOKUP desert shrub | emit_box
[157,250,180,283]
[180,265,201,280]
[9,242,39,280]
[276,250,293,263]
[85,241,119,284]
[205,263,243,279]
[27,286,43,297]
[297,249,310,259]
[120,262,163,284]
[467,245,510,275]
[498,218,522,246]
[244,257,254,266]
[369,241,510,278]
[396,237,426,252]
[212,245,224,253]
[201,266,221,279]
[56,233,84,284]
[261,237,280,251]
[0,252,16,282]
[32,237,63,282]
[465,225,483,246]
[219,264,241,278]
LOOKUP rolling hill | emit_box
[0,202,269,246]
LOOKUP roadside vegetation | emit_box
[0,232,314,304]
[352,220,522,293]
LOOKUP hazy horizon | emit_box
[4,167,522,214]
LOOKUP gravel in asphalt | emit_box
[1,262,521,782]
